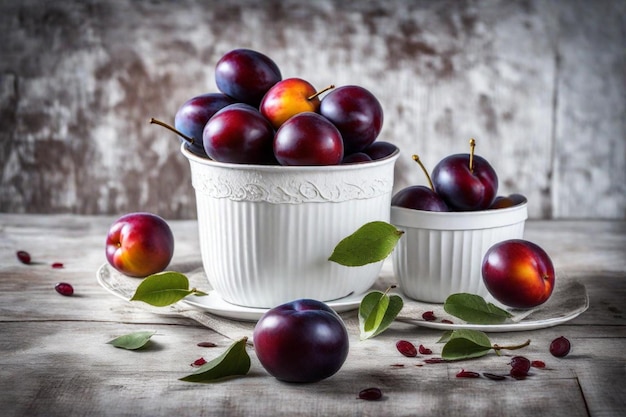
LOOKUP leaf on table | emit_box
[329,221,404,267]
[130,271,206,307]
[437,330,454,344]
[441,329,493,361]
[107,330,156,350]
[180,337,250,383]
[443,293,512,324]
[359,289,404,340]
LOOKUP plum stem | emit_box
[308,84,335,101]
[412,154,435,191]
[469,138,476,173]
[382,284,397,297]
[150,117,194,145]
[492,339,531,354]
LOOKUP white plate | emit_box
[395,278,589,332]
[97,263,589,330]
[183,292,363,321]
[96,263,362,322]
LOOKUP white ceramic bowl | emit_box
[391,202,528,303]
[182,144,400,308]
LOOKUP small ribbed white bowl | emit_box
[391,202,528,303]
[182,144,399,308]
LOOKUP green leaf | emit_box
[441,329,493,361]
[437,330,453,344]
[329,221,404,267]
[359,289,404,340]
[180,337,250,383]
[130,271,204,306]
[443,293,513,325]
[107,331,156,350]
[363,291,389,333]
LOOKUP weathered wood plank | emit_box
[0,0,624,219]
[1,214,625,416]
[550,0,626,219]
[0,320,605,417]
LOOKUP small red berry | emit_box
[550,336,571,357]
[418,344,432,355]
[531,360,546,368]
[509,356,531,379]
[358,387,382,401]
[54,282,74,296]
[456,369,480,378]
[396,340,418,357]
[191,357,207,367]
[510,367,529,379]
[17,250,31,264]
[422,311,436,321]
[509,356,531,373]
[51,262,64,268]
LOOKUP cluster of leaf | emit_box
[108,330,250,382]
[331,221,526,359]
[354,287,528,361]
[107,220,529,382]
[329,222,405,341]
[108,271,250,382]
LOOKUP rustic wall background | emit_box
[0,0,624,220]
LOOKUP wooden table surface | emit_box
[1,214,625,417]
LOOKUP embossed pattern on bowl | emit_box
[182,144,400,308]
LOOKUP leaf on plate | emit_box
[441,329,493,361]
[329,221,404,267]
[359,288,404,340]
[443,293,512,325]
[107,330,156,350]
[180,337,250,383]
[130,271,206,307]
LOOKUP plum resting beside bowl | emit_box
[391,201,528,303]
[182,143,400,308]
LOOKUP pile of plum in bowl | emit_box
[155,48,553,313]
[153,49,400,308]
[389,140,546,307]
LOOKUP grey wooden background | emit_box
[0,0,624,220]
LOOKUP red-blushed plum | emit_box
[431,152,498,211]
[203,104,277,164]
[550,336,571,357]
[489,193,527,209]
[482,239,556,309]
[320,85,383,153]
[260,78,331,129]
[390,153,448,211]
[253,299,349,383]
[174,93,237,156]
[342,152,372,164]
[215,49,282,107]
[105,213,175,278]
[391,185,449,212]
[273,112,344,166]
[363,141,397,160]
